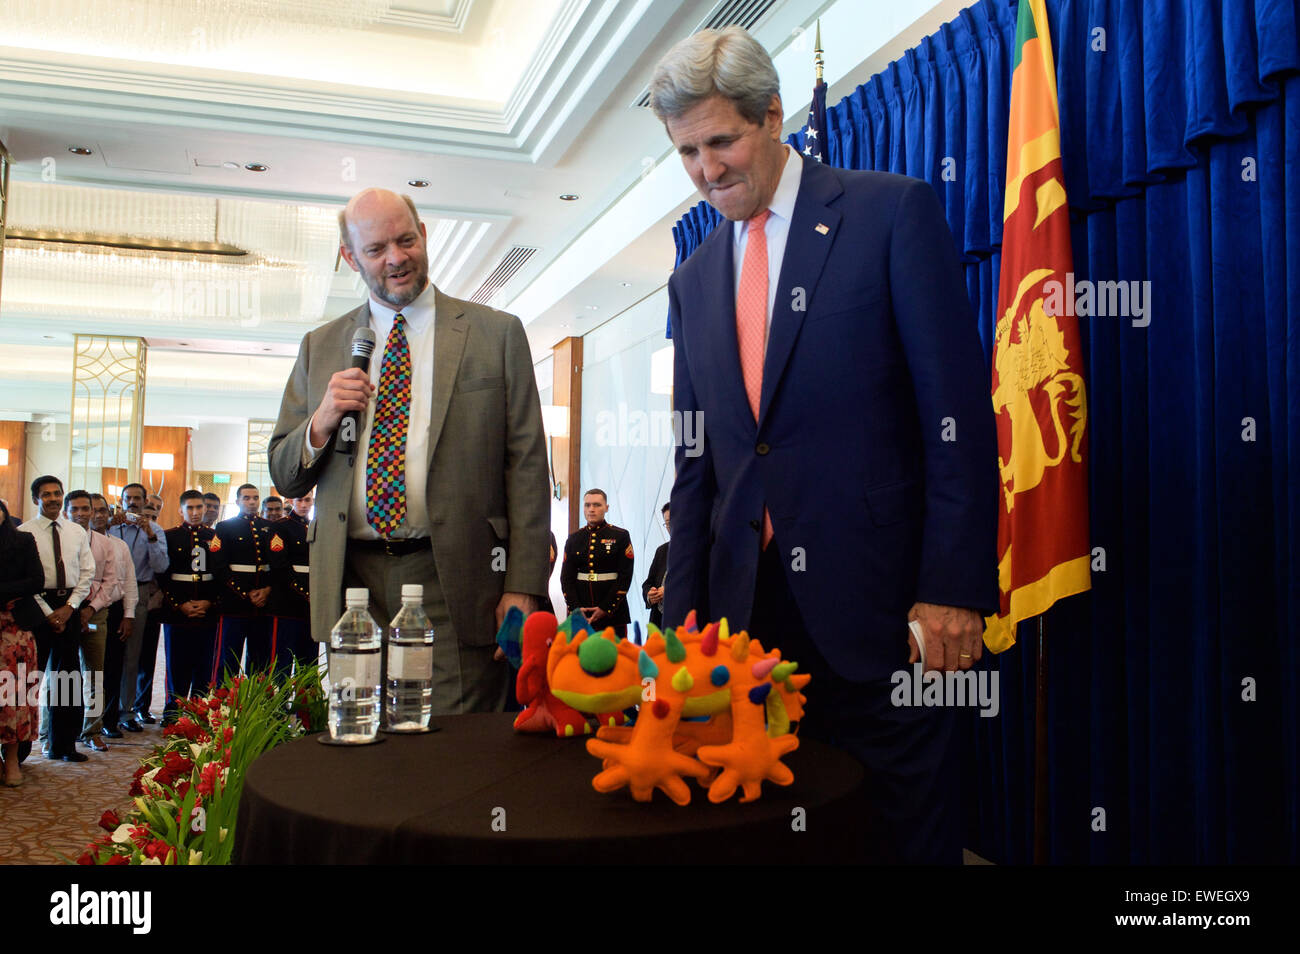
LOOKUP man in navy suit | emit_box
[652,27,998,864]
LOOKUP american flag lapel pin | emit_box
[815,223,830,235]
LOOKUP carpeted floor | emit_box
[0,668,169,865]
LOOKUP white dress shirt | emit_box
[84,529,122,614]
[732,144,804,337]
[19,514,95,617]
[104,532,139,619]
[304,281,436,540]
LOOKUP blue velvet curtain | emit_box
[669,0,1299,864]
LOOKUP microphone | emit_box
[336,327,377,457]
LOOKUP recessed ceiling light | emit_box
[222,161,241,170]
[408,179,430,188]
[68,146,93,156]
[559,193,579,201]
[619,282,631,288]
[244,162,269,172]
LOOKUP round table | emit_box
[233,713,868,864]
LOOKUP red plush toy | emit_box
[513,612,592,736]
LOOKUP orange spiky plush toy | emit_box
[546,610,809,805]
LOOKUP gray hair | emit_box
[338,192,421,250]
[649,26,781,125]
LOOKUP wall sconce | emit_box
[539,405,569,500]
[142,452,174,496]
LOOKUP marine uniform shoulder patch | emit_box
[207,536,222,552]
[270,534,284,552]
[625,544,634,559]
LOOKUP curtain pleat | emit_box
[667,0,1299,864]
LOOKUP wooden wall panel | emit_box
[0,420,27,519]
[140,425,190,526]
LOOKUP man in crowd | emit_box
[107,483,168,731]
[201,492,222,528]
[269,493,315,676]
[267,187,549,715]
[19,476,95,761]
[91,493,138,742]
[653,27,997,863]
[560,489,634,639]
[641,503,670,630]
[63,491,129,751]
[160,490,222,723]
[213,483,276,678]
[261,496,284,522]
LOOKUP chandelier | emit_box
[0,0,394,58]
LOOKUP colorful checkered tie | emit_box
[365,313,410,537]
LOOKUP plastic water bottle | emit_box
[385,584,435,731]
[327,588,382,742]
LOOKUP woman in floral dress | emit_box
[0,499,44,787]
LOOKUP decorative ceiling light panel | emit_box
[3,181,337,329]
[0,0,394,59]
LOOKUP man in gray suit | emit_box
[268,188,550,714]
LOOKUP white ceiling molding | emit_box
[0,0,668,159]
[377,0,475,32]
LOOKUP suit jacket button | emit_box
[749,519,760,532]
[756,442,770,455]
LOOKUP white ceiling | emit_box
[0,0,965,429]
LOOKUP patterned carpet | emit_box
[0,669,168,865]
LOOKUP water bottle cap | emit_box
[345,587,369,607]
[401,583,423,600]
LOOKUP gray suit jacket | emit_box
[268,287,550,647]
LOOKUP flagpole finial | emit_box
[814,19,824,83]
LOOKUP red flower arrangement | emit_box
[75,665,327,866]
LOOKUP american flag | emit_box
[803,79,827,163]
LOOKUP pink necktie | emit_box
[736,210,774,549]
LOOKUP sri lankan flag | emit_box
[983,0,1090,652]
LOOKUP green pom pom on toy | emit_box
[665,629,687,663]
[578,634,619,676]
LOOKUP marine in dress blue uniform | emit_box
[160,493,223,722]
[213,484,277,679]
[560,517,634,639]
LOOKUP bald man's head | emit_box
[338,189,421,251]
[337,188,430,308]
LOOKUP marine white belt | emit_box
[229,564,269,572]
[583,572,618,582]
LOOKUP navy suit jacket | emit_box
[663,156,998,683]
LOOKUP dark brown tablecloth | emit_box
[233,713,867,864]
